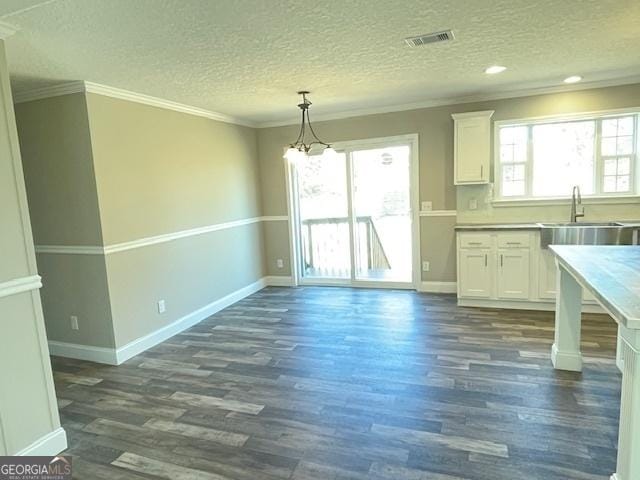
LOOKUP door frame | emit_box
[284,133,420,290]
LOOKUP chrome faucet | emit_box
[570,185,584,223]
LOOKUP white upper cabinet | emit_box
[452,110,494,185]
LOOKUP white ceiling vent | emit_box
[404,30,454,47]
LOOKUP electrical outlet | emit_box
[157,300,166,314]
[276,259,284,269]
[422,261,430,272]
[421,201,433,211]
[469,198,478,210]
[70,315,79,330]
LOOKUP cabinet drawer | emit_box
[459,234,491,249]
[496,233,530,249]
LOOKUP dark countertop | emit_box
[455,223,540,231]
[550,245,640,329]
[455,221,640,231]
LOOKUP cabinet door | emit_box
[454,116,490,184]
[538,249,596,303]
[459,250,492,298]
[497,249,530,300]
[538,249,557,300]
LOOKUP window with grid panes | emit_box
[496,113,638,199]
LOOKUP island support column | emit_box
[551,261,583,372]
[612,327,640,480]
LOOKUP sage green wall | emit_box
[0,40,63,455]
[85,93,265,349]
[15,94,115,348]
[257,83,640,283]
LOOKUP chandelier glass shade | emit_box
[284,91,336,162]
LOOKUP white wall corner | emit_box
[14,427,67,456]
[419,281,457,294]
[0,21,18,39]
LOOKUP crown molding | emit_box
[12,81,85,103]
[13,80,257,127]
[12,75,640,130]
[83,82,256,127]
[257,75,640,128]
[0,20,18,39]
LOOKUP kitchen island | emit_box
[550,245,640,480]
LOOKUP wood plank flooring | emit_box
[51,287,621,480]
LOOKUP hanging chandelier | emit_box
[283,91,336,162]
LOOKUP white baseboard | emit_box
[48,341,118,365]
[419,281,457,294]
[264,276,294,287]
[15,427,67,456]
[48,277,270,365]
[114,277,267,364]
[551,343,583,372]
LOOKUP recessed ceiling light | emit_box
[485,65,507,74]
[564,75,582,84]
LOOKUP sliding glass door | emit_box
[291,135,416,288]
[352,145,412,282]
[296,151,351,280]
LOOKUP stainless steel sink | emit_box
[538,222,635,248]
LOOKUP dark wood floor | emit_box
[52,287,622,480]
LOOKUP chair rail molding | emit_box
[0,275,42,299]
[34,216,285,255]
[419,210,457,217]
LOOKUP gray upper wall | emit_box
[15,90,267,350]
[257,83,640,217]
[15,93,104,247]
[85,93,262,246]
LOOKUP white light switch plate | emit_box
[469,198,478,210]
[276,259,284,269]
[70,315,79,330]
[158,300,166,314]
[422,261,430,272]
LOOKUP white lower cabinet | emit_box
[538,248,557,300]
[458,229,600,309]
[458,249,492,298]
[496,249,530,300]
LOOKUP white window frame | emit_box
[493,107,640,203]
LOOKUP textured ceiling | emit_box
[2,0,640,125]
